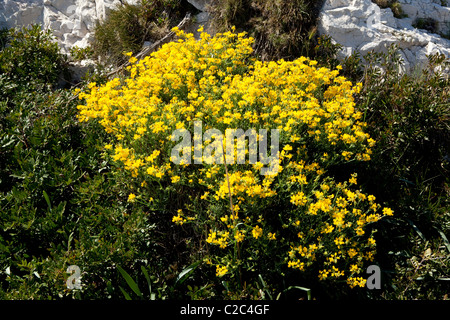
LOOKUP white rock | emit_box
[0,0,139,54]
[318,0,450,73]
[1,0,448,75]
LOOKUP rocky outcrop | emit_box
[0,0,139,53]
[318,0,450,72]
[1,0,449,73]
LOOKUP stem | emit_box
[223,152,235,217]
[221,140,243,288]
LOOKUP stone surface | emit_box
[185,11,215,38]
[0,0,139,53]
[186,0,212,12]
[184,0,216,37]
[318,0,450,73]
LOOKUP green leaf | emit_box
[140,266,152,297]
[117,265,143,298]
[119,286,132,300]
[405,219,426,241]
[43,190,52,212]
[175,261,201,286]
[279,286,312,301]
[258,274,273,300]
[434,227,450,253]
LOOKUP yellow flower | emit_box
[347,276,366,288]
[171,175,181,183]
[382,207,394,216]
[216,265,228,277]
[252,225,263,239]
[348,248,358,258]
[349,173,357,185]
[172,214,185,225]
[127,193,136,202]
[288,260,304,271]
[356,227,365,236]
[206,231,216,244]
[234,231,245,243]
[336,197,347,208]
[201,192,209,200]
[318,269,329,280]
[267,232,276,240]
[334,236,345,248]
[321,224,334,234]
[290,191,308,206]
[349,264,360,273]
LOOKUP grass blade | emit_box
[141,266,152,297]
[406,218,426,241]
[435,227,450,253]
[281,285,312,300]
[117,265,142,298]
[175,261,200,286]
[258,274,273,300]
[119,286,132,300]
[43,190,52,212]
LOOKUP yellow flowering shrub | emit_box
[77,26,393,294]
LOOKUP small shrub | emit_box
[0,24,170,300]
[372,0,406,19]
[77,28,394,298]
[412,17,439,34]
[0,25,67,89]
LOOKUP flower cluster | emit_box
[77,27,393,290]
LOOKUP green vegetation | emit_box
[340,46,450,299]
[412,17,439,34]
[0,0,449,300]
[210,0,324,61]
[91,0,192,66]
[0,25,68,90]
[372,0,406,19]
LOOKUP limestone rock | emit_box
[318,0,450,73]
[0,0,139,53]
